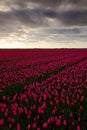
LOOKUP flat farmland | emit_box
[0,49,87,130]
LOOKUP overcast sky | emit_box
[0,0,87,48]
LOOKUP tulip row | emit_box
[0,50,86,89]
[0,49,87,130]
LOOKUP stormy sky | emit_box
[0,0,87,48]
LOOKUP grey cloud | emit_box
[0,0,87,48]
[11,0,62,8]
[43,27,87,43]
[1,0,87,10]
[0,8,87,29]
[0,0,62,10]
[14,9,87,26]
[0,0,87,29]
[45,28,81,34]
[0,9,59,33]
[61,10,87,26]
[71,0,87,7]
[9,0,87,8]
[0,0,87,38]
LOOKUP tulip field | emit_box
[0,49,87,130]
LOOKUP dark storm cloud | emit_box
[9,0,62,8]
[0,0,87,27]
[0,8,87,29]
[0,9,58,29]
[0,0,87,38]
[1,0,87,10]
[5,0,87,8]
[70,0,87,7]
[61,10,87,26]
